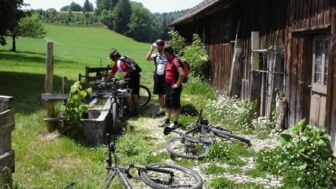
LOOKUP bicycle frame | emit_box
[105,134,175,189]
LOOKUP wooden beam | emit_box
[41,93,68,101]
[44,42,56,131]
[229,39,242,96]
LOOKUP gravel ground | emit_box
[127,113,283,189]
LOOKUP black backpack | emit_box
[119,56,142,75]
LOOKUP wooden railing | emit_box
[0,96,15,188]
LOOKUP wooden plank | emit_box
[310,94,320,125]
[0,110,15,135]
[41,93,68,101]
[0,96,13,112]
[319,96,327,128]
[0,151,15,173]
[0,134,12,156]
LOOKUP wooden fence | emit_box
[0,96,15,188]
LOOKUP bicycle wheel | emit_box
[140,163,203,189]
[211,127,251,146]
[165,137,210,160]
[138,85,151,107]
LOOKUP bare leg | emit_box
[174,108,180,123]
[127,95,133,112]
[132,94,138,111]
[158,94,165,109]
[166,108,172,120]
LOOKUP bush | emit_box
[206,95,257,128]
[61,82,91,136]
[256,120,336,188]
[168,31,186,55]
[182,34,209,79]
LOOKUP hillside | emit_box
[0,24,152,78]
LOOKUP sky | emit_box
[23,0,203,13]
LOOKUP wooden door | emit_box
[309,36,330,127]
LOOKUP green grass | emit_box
[207,178,264,189]
[202,164,226,175]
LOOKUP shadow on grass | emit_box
[0,50,78,65]
[0,71,75,115]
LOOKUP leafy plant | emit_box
[182,34,209,79]
[206,95,257,129]
[207,142,249,166]
[256,120,336,188]
[61,81,91,136]
[168,31,186,55]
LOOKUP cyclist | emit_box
[146,39,167,117]
[107,49,140,115]
[162,45,185,128]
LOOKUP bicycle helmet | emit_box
[154,39,165,47]
[109,49,121,60]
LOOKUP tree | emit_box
[69,2,82,11]
[0,0,25,45]
[96,0,118,14]
[61,5,70,11]
[128,2,160,42]
[9,14,47,51]
[111,0,118,10]
[113,0,131,34]
[83,0,94,12]
[99,9,114,29]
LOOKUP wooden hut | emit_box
[171,0,336,152]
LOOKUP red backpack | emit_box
[176,58,190,83]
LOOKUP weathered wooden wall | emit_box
[327,6,336,153]
[174,0,336,130]
[0,96,15,187]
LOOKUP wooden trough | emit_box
[0,96,15,188]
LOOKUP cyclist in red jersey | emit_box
[107,49,140,115]
[162,45,185,128]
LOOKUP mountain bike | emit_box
[104,134,203,189]
[79,75,151,107]
[164,110,251,160]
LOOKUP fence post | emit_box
[0,96,15,188]
[45,42,55,131]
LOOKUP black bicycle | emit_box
[104,134,203,189]
[164,110,251,160]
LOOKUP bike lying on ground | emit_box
[104,134,203,189]
[164,110,251,160]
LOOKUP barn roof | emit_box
[171,0,225,26]
[171,0,221,26]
